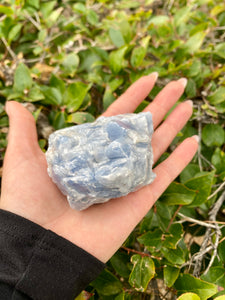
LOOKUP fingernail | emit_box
[192,135,199,143]
[177,77,188,88]
[149,72,158,81]
[185,100,193,107]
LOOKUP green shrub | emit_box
[0,0,224,299]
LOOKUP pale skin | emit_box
[0,74,198,263]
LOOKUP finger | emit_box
[152,100,193,163]
[150,136,199,201]
[102,72,158,117]
[5,101,40,152]
[144,78,187,129]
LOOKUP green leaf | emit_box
[110,251,131,278]
[207,87,225,105]
[13,63,33,93]
[61,53,79,77]
[67,112,95,124]
[174,274,218,300]
[214,296,225,300]
[201,267,225,288]
[161,246,186,265]
[138,228,163,250]
[103,89,116,110]
[0,5,13,16]
[109,46,128,74]
[183,31,206,54]
[73,3,86,14]
[108,77,123,92]
[8,23,22,42]
[86,9,99,25]
[48,7,63,25]
[78,49,103,73]
[139,209,154,233]
[212,148,225,174]
[214,42,225,59]
[129,254,155,292]
[64,82,91,111]
[40,1,56,19]
[202,124,224,147]
[25,0,39,9]
[119,20,133,44]
[184,59,202,77]
[174,6,192,27]
[161,182,196,205]
[74,291,91,300]
[91,269,122,296]
[40,86,62,106]
[163,223,184,249]
[28,85,45,102]
[49,75,66,95]
[185,79,197,98]
[109,28,125,48]
[218,236,225,262]
[149,15,170,26]
[0,116,9,127]
[38,139,46,151]
[185,171,215,207]
[38,29,47,42]
[117,0,140,9]
[164,265,180,288]
[211,4,225,16]
[52,111,67,130]
[180,164,200,184]
[131,46,147,68]
[177,293,200,300]
[115,291,125,300]
[156,201,171,220]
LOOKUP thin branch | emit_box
[166,205,182,232]
[204,226,221,274]
[214,26,225,30]
[24,11,42,30]
[177,213,218,229]
[219,236,225,244]
[121,246,162,260]
[192,245,214,261]
[200,153,216,169]
[209,189,225,218]
[208,181,225,200]
[193,190,225,277]
[34,12,41,26]
[1,37,17,60]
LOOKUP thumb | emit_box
[5,101,40,152]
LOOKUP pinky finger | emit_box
[150,136,199,202]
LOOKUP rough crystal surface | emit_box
[46,112,156,210]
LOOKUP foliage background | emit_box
[0,0,225,299]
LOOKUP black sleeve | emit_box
[0,209,105,300]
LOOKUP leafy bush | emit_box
[0,0,225,299]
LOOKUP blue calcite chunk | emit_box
[46,112,156,210]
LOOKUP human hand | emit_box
[0,74,198,263]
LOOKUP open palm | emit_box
[0,74,198,263]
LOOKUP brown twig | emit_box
[121,246,162,260]
[166,205,182,232]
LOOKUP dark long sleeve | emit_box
[0,209,105,300]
